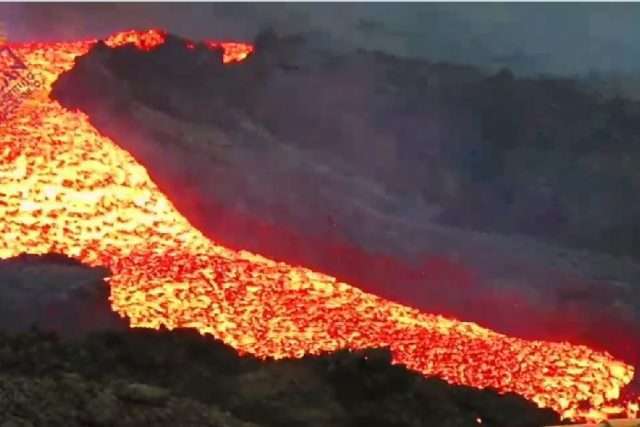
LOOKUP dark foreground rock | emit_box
[0,254,127,338]
[0,327,560,427]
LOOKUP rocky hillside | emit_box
[53,31,640,259]
[51,31,640,365]
[0,327,559,427]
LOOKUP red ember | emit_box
[0,29,637,422]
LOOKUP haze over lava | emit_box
[0,29,638,422]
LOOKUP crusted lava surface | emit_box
[0,327,560,427]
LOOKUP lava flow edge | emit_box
[0,29,638,422]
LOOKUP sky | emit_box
[2,3,640,76]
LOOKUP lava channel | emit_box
[0,29,638,422]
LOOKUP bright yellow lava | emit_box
[0,29,637,422]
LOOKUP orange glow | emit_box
[204,41,254,63]
[104,28,168,51]
[0,29,637,422]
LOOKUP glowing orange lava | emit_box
[0,29,637,422]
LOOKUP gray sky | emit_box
[2,3,640,76]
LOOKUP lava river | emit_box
[0,29,638,422]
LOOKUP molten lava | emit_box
[0,29,638,422]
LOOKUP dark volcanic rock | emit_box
[0,327,560,427]
[50,31,640,366]
[51,31,640,260]
[0,254,126,338]
[114,383,171,405]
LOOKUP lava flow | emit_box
[0,29,638,422]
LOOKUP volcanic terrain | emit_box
[0,29,639,423]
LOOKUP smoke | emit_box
[3,3,640,75]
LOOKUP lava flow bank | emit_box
[48,27,640,369]
[0,29,638,421]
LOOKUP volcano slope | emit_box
[1,29,638,421]
[50,30,640,368]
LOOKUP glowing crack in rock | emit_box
[0,29,638,422]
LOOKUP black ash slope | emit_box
[53,31,640,260]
